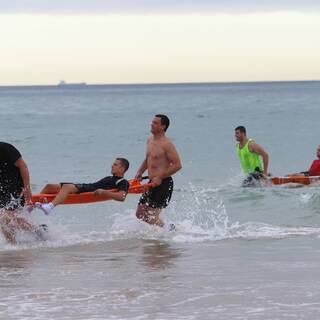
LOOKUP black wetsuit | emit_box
[0,142,24,210]
[61,176,129,193]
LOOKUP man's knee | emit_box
[61,184,77,193]
[42,183,51,191]
[136,207,144,220]
[136,205,161,225]
[0,215,11,226]
[42,183,60,193]
[136,205,149,220]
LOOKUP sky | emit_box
[1,1,320,85]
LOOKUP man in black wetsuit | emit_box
[0,142,42,244]
[36,158,130,215]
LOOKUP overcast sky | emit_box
[1,1,320,14]
[1,2,320,85]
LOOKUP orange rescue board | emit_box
[271,175,320,185]
[32,179,152,205]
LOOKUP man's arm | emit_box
[135,139,150,179]
[135,158,148,179]
[94,189,127,202]
[14,157,32,203]
[249,142,269,175]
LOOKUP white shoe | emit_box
[35,202,54,215]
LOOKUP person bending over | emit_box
[36,158,129,215]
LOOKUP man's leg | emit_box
[40,183,62,194]
[26,184,62,213]
[51,184,78,206]
[37,184,78,215]
[136,204,163,227]
[0,212,17,244]
[0,210,38,244]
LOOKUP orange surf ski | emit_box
[32,179,152,205]
[271,175,320,185]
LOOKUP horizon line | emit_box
[0,79,320,88]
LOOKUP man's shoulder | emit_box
[115,177,129,191]
[113,176,129,183]
[0,142,21,162]
[247,138,256,144]
[101,175,112,180]
[148,135,172,146]
[158,135,173,145]
[0,142,20,152]
[247,139,257,149]
[0,142,11,150]
[163,136,177,149]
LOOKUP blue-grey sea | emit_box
[1,81,320,319]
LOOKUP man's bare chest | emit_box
[147,143,166,160]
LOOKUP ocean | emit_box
[1,81,320,319]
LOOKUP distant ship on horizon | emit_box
[58,80,87,87]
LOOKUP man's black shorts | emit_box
[74,183,98,193]
[242,168,264,187]
[138,177,173,209]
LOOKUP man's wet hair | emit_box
[155,114,170,131]
[235,126,246,134]
[117,158,130,172]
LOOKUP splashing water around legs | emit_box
[136,204,164,227]
[174,183,230,234]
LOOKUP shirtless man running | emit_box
[135,114,182,228]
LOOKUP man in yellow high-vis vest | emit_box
[235,126,269,186]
